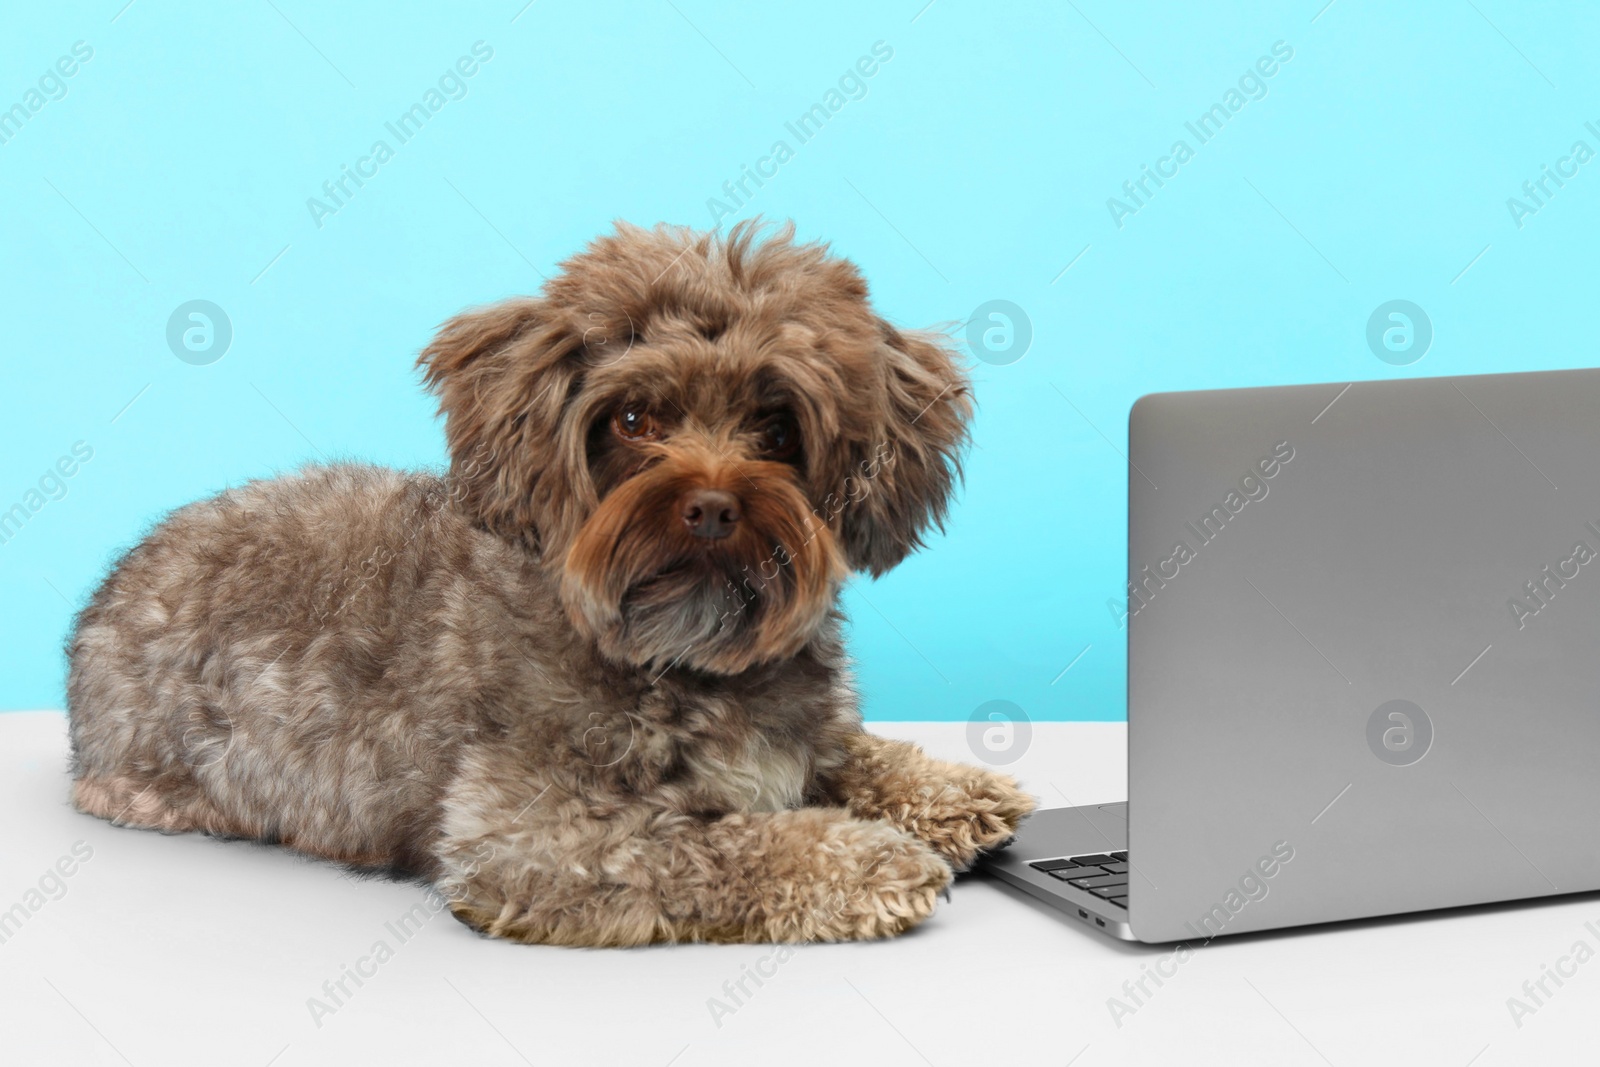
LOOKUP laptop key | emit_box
[1110,851,1128,861]
[1106,895,1128,908]
[1048,867,1105,882]
[1068,873,1127,890]
[1101,862,1129,875]
[1090,883,1129,899]
[1028,858,1082,872]
[1070,853,1117,865]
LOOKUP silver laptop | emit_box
[983,367,1600,941]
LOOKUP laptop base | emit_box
[982,803,1136,941]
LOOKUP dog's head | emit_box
[419,222,971,675]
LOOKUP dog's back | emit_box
[65,463,512,874]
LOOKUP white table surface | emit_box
[0,710,1590,1066]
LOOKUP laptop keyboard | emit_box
[1027,852,1129,908]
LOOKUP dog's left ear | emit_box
[417,298,591,553]
[834,322,973,576]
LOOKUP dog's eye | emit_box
[614,406,659,441]
[758,414,800,460]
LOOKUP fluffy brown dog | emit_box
[66,222,1035,946]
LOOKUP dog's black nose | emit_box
[680,489,740,540]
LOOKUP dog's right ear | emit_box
[418,299,591,553]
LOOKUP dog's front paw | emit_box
[763,818,951,942]
[893,765,1036,872]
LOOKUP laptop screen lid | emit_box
[1126,369,1600,942]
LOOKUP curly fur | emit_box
[65,222,1035,946]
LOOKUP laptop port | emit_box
[1078,909,1088,919]
[1095,917,1106,927]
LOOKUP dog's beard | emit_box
[562,459,845,675]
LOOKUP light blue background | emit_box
[3,0,1596,719]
